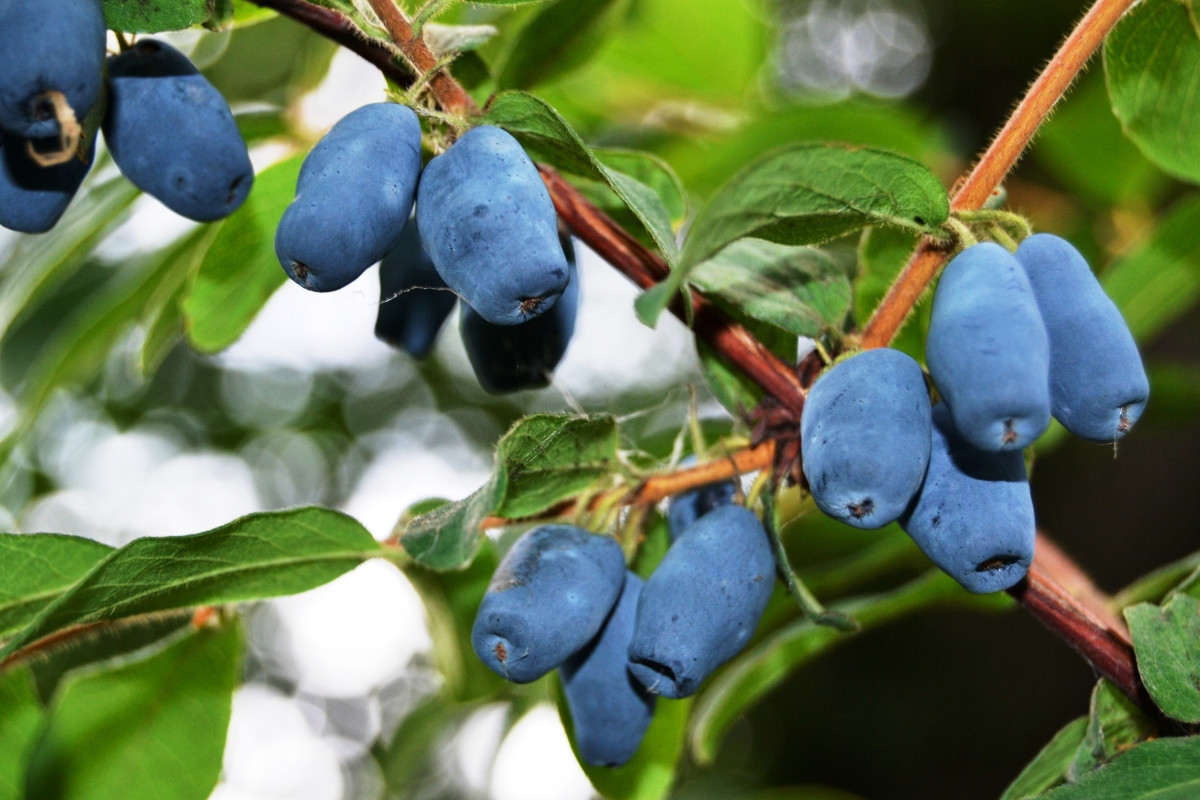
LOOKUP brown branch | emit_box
[1008,564,1154,716]
[363,0,478,116]
[861,0,1139,349]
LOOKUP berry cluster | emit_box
[0,2,253,233]
[802,234,1149,593]
[275,107,578,394]
[470,477,773,767]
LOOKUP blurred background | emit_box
[1,0,1198,798]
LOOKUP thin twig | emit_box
[861,0,1139,349]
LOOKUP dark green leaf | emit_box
[696,339,764,418]
[594,148,687,222]
[1113,551,1200,610]
[495,413,620,518]
[0,534,113,639]
[1102,194,1200,343]
[689,571,966,764]
[1041,735,1200,799]
[554,673,691,800]
[401,480,502,572]
[639,145,947,327]
[1068,680,1154,780]
[1105,0,1200,185]
[1000,717,1087,800]
[483,92,679,266]
[0,507,381,658]
[689,239,852,339]
[25,622,242,800]
[103,0,214,32]
[0,667,43,800]
[183,154,303,353]
[497,0,620,90]
[1125,594,1200,723]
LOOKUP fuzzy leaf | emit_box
[0,534,113,639]
[103,0,215,32]
[1041,735,1200,799]
[1126,594,1200,724]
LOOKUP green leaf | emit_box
[1068,680,1154,780]
[497,0,621,90]
[593,148,687,223]
[402,414,620,570]
[1102,194,1200,344]
[1000,717,1088,800]
[25,622,242,800]
[688,571,964,765]
[183,154,303,353]
[0,667,43,800]
[495,413,620,518]
[689,238,852,339]
[638,145,947,328]
[0,534,114,639]
[483,92,679,266]
[1105,0,1200,185]
[231,0,277,26]
[555,674,691,800]
[0,507,381,658]
[1125,594,1200,723]
[103,0,215,32]
[374,696,473,796]
[1041,735,1200,799]
[1113,550,1200,610]
[696,339,764,418]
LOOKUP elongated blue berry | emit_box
[459,235,579,394]
[560,572,655,767]
[0,0,105,140]
[104,40,254,222]
[1014,233,1149,442]
[801,348,932,529]
[277,103,422,291]
[628,505,774,698]
[899,404,1035,594]
[0,132,94,233]
[417,126,569,325]
[375,217,456,360]
[472,525,626,684]
[666,455,736,542]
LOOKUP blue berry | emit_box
[472,525,626,684]
[103,40,254,222]
[375,217,456,360]
[0,0,105,140]
[1014,233,1149,442]
[0,131,93,233]
[801,348,932,529]
[666,455,737,542]
[628,505,775,698]
[560,572,656,767]
[417,126,569,325]
[459,235,579,394]
[926,242,1051,451]
[899,404,1035,594]
[276,103,421,291]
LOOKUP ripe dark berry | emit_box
[926,242,1051,451]
[559,571,655,767]
[276,103,422,292]
[458,235,579,394]
[471,524,626,684]
[801,348,932,529]
[0,131,93,233]
[1014,233,1149,443]
[417,126,569,325]
[666,456,737,542]
[103,40,254,222]
[627,505,775,698]
[899,404,1035,594]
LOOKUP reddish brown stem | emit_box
[861,0,1139,349]
[364,0,478,116]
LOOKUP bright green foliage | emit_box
[103,0,216,32]
[0,507,381,658]
[1126,594,1200,724]
[1040,735,1200,799]
[0,534,112,638]
[24,622,242,800]
[1068,680,1155,781]
[1000,717,1087,800]
[1106,0,1200,185]
[0,667,43,800]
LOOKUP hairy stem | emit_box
[861,0,1138,349]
